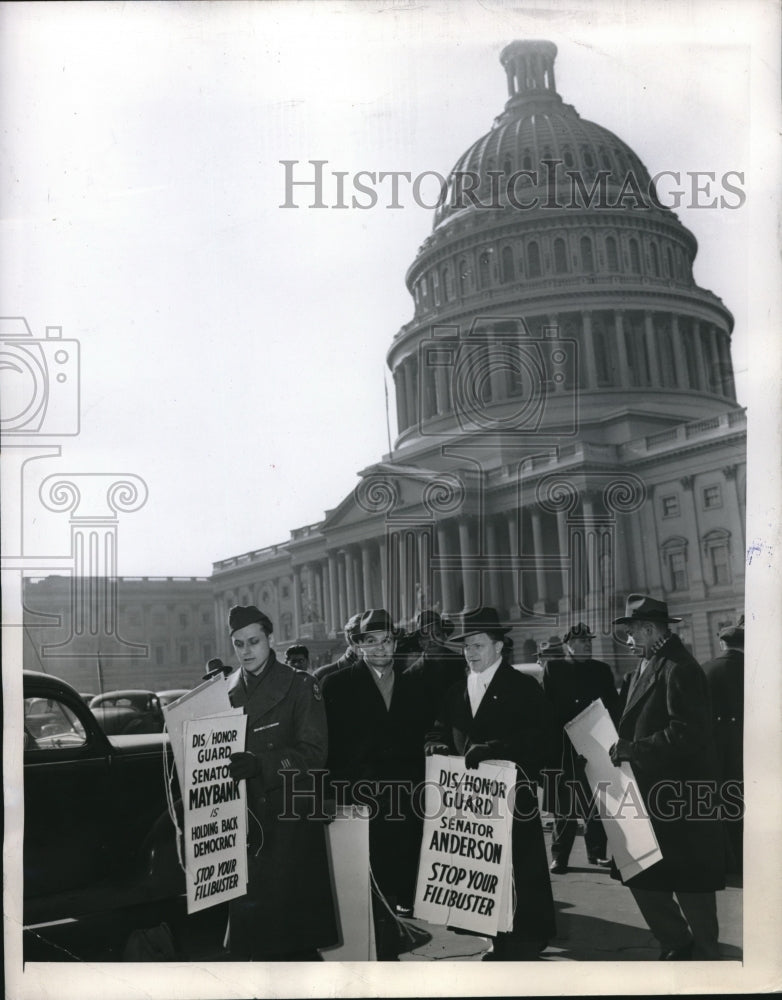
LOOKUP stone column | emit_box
[437,522,458,615]
[505,509,521,617]
[394,368,407,432]
[556,509,570,604]
[487,329,508,401]
[644,311,661,386]
[485,515,503,611]
[692,320,708,391]
[327,553,339,632]
[679,476,706,599]
[379,538,389,609]
[361,542,374,609]
[337,554,348,627]
[531,509,548,612]
[344,547,358,618]
[434,364,450,416]
[670,314,688,390]
[722,465,747,582]
[582,312,598,388]
[403,359,416,430]
[292,566,302,638]
[614,311,631,387]
[458,517,478,612]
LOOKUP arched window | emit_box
[522,152,532,170]
[599,147,612,170]
[527,241,541,278]
[478,250,492,289]
[649,242,660,277]
[553,237,568,273]
[503,155,513,176]
[605,235,618,271]
[702,529,732,586]
[580,236,594,272]
[629,238,641,273]
[501,246,515,284]
[563,147,574,168]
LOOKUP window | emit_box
[703,529,732,586]
[179,613,188,628]
[661,495,680,518]
[281,584,290,599]
[649,242,660,276]
[441,265,452,300]
[458,257,471,296]
[24,697,87,750]
[703,485,722,510]
[501,246,515,284]
[661,537,688,593]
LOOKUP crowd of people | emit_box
[216,595,744,962]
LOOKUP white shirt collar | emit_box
[468,656,502,689]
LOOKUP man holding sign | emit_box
[425,607,557,961]
[224,605,337,961]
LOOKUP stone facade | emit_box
[23,575,216,695]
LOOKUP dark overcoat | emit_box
[542,656,619,815]
[226,653,337,957]
[427,661,557,944]
[404,645,466,728]
[615,634,725,893]
[322,656,428,899]
[701,648,744,783]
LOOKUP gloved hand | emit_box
[609,739,634,765]
[425,743,450,757]
[229,751,260,780]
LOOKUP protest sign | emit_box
[565,699,662,881]
[161,673,233,786]
[320,804,376,961]
[413,754,515,936]
[182,713,248,913]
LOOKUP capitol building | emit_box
[211,40,746,671]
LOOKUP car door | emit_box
[23,690,115,906]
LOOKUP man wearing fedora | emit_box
[314,612,363,684]
[425,607,557,961]
[609,594,725,960]
[322,609,428,956]
[702,616,745,875]
[543,622,619,873]
[404,609,465,728]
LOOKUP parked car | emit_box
[22,670,187,958]
[156,688,190,707]
[89,690,165,735]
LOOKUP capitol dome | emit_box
[433,41,659,231]
[387,39,736,458]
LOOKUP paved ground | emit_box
[398,826,742,962]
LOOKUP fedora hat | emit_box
[537,634,565,656]
[563,621,596,643]
[353,608,400,640]
[718,615,744,645]
[612,594,681,626]
[415,610,454,638]
[450,606,512,641]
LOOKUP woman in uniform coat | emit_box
[225,604,337,960]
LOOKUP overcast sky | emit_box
[1,0,775,578]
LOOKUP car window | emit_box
[24,695,87,750]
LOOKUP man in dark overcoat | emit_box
[543,622,619,872]
[609,594,725,960]
[702,616,744,874]
[403,610,465,728]
[426,607,557,961]
[225,605,337,960]
[322,608,428,957]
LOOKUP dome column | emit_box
[692,321,708,391]
[644,311,661,386]
[581,312,598,388]
[614,311,632,387]
[670,314,690,390]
